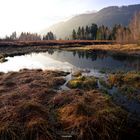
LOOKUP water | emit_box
[0,49,139,73]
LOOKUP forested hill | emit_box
[41,4,140,39]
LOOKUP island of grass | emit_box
[67,75,98,90]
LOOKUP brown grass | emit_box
[57,90,126,140]
[0,69,68,140]
[0,69,139,140]
[64,44,140,56]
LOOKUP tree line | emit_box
[71,11,140,43]
[1,31,56,41]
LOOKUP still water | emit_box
[0,49,139,73]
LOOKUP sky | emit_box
[0,0,140,37]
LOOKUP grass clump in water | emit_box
[108,71,140,102]
[67,76,97,90]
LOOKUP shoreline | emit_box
[0,41,139,58]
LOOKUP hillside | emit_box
[41,4,140,39]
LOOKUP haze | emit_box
[0,0,139,37]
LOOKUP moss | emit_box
[67,76,97,90]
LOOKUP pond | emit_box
[0,49,139,73]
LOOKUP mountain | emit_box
[41,4,140,39]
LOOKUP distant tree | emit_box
[90,24,98,40]
[85,26,90,39]
[129,11,140,42]
[111,24,119,40]
[81,27,85,39]
[72,29,77,40]
[19,32,41,41]
[43,31,56,40]
[77,27,82,39]
[10,32,17,40]
[96,25,106,40]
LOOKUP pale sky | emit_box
[0,0,140,37]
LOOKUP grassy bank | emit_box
[64,44,140,57]
[0,69,131,140]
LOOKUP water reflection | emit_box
[69,50,140,71]
[0,50,139,73]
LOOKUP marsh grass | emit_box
[108,71,140,102]
[57,90,127,140]
[0,69,138,140]
[0,69,69,140]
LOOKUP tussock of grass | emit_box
[0,122,22,140]
[57,90,126,140]
[67,76,97,90]
[108,71,140,102]
[25,117,55,140]
[108,71,140,89]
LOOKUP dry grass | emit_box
[108,71,140,89]
[0,69,68,140]
[56,90,127,140]
[0,69,139,140]
[65,44,140,56]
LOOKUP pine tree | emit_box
[77,27,82,39]
[72,29,77,40]
[85,26,90,39]
[90,24,98,40]
[81,27,85,39]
